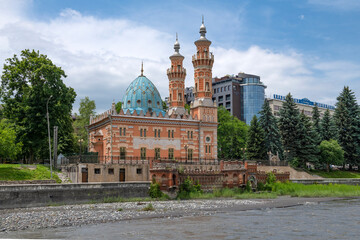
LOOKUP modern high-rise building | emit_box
[211,73,266,125]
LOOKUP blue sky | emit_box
[1,0,359,113]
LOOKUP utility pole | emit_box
[46,95,53,178]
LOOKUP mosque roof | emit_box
[122,73,165,116]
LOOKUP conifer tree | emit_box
[259,99,283,160]
[278,93,301,162]
[321,109,337,141]
[246,115,266,160]
[312,104,322,143]
[334,86,360,167]
[297,112,319,167]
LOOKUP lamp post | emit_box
[240,147,246,161]
[78,139,84,162]
[46,95,53,179]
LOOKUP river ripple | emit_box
[2,198,360,239]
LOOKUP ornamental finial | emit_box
[140,61,144,76]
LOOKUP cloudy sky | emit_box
[1,0,359,113]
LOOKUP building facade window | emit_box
[188,149,193,160]
[140,129,143,137]
[120,128,126,136]
[218,96,223,102]
[168,130,171,138]
[155,148,160,159]
[108,168,114,175]
[168,148,174,159]
[136,168,142,174]
[171,130,174,138]
[144,129,147,137]
[226,94,231,101]
[120,147,126,160]
[140,147,146,160]
[94,168,100,174]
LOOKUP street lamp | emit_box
[240,147,247,161]
[78,139,84,162]
[46,95,53,179]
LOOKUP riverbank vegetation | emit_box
[0,164,61,183]
[310,170,360,178]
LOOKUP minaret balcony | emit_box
[192,52,214,61]
[167,68,186,75]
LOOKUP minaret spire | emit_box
[174,33,180,53]
[140,61,144,76]
[199,15,207,39]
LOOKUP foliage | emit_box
[312,104,322,143]
[271,181,360,197]
[310,170,360,178]
[149,181,164,199]
[245,181,251,192]
[0,164,61,183]
[184,103,190,114]
[259,99,283,160]
[246,115,267,160]
[217,107,247,160]
[278,93,301,163]
[320,109,337,141]
[115,101,122,114]
[266,172,276,185]
[73,96,96,152]
[296,112,320,167]
[177,177,203,200]
[142,203,155,211]
[334,86,360,167]
[0,49,76,162]
[318,140,344,172]
[162,100,168,110]
[0,119,22,160]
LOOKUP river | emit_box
[2,198,360,239]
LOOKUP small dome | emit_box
[122,75,165,116]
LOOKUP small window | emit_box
[168,148,174,159]
[209,146,211,153]
[205,145,208,153]
[140,129,143,137]
[123,128,126,136]
[141,147,146,160]
[154,129,157,138]
[187,131,190,139]
[226,94,230,101]
[137,100,141,106]
[94,168,100,174]
[108,168,114,175]
[171,130,174,138]
[136,168,142,174]
[155,148,160,159]
[120,147,126,160]
[191,131,193,139]
[168,130,171,138]
[158,129,161,138]
[218,96,223,102]
[144,129,147,137]
[127,100,131,105]
[120,128,122,136]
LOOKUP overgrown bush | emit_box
[177,177,203,200]
[245,181,252,192]
[149,180,164,199]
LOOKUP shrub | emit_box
[245,181,252,192]
[149,181,164,199]
[142,203,155,211]
[257,182,265,191]
[177,177,202,200]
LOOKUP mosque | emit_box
[88,19,218,162]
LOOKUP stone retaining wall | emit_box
[0,182,150,209]
[0,180,57,185]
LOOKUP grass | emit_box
[0,164,61,183]
[142,203,155,211]
[310,170,360,178]
[271,181,360,197]
[186,188,277,200]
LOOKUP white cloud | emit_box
[0,1,359,113]
[299,14,305,20]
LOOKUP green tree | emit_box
[319,139,344,172]
[297,112,320,167]
[312,104,322,142]
[184,103,190,114]
[246,115,266,160]
[321,109,337,141]
[0,49,76,162]
[217,107,247,160]
[278,93,301,163]
[259,99,283,160]
[0,119,23,161]
[334,86,360,168]
[162,100,168,111]
[115,101,122,114]
[73,96,96,152]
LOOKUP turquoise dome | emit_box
[122,75,165,116]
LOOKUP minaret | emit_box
[191,16,217,122]
[167,33,187,115]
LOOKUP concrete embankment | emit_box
[291,179,360,185]
[0,182,150,209]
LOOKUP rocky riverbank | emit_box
[0,197,341,233]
